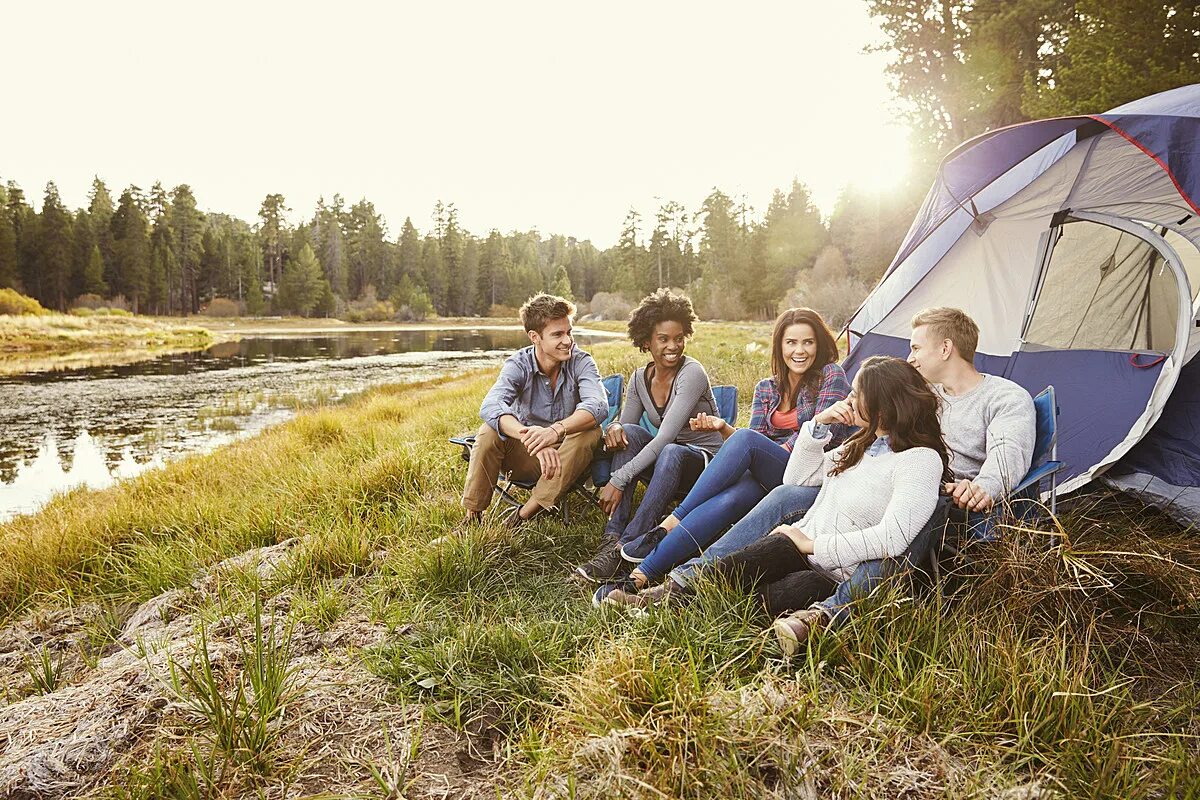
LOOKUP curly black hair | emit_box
[627,289,698,351]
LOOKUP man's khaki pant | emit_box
[462,423,602,513]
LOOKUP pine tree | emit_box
[0,195,16,289]
[278,243,324,316]
[87,177,116,290]
[397,216,421,281]
[111,187,151,312]
[168,185,205,314]
[38,182,74,310]
[258,193,289,296]
[70,211,95,299]
[83,244,108,296]
[551,264,573,299]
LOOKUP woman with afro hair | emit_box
[574,289,726,583]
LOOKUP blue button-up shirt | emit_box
[479,346,608,438]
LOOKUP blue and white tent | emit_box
[843,84,1200,522]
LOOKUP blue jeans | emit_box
[670,484,821,587]
[604,424,706,542]
[638,428,791,582]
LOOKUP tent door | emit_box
[1011,211,1193,493]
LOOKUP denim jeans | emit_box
[670,484,821,587]
[637,428,791,582]
[604,424,707,543]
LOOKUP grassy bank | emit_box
[0,323,1197,798]
[0,312,217,374]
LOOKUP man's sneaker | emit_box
[620,526,668,563]
[592,579,638,608]
[771,608,827,658]
[603,578,688,609]
[575,538,630,583]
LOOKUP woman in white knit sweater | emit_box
[705,356,952,619]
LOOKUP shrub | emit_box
[587,292,632,321]
[203,298,243,318]
[71,293,106,310]
[0,288,49,316]
[488,304,518,318]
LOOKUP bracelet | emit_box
[552,422,566,439]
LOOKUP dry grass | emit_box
[0,322,1196,798]
[0,312,216,373]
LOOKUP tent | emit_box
[842,84,1200,523]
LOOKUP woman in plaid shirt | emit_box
[593,308,850,603]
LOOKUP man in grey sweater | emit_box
[773,307,1036,647]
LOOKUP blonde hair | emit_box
[520,293,576,333]
[911,307,979,361]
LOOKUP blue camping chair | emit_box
[448,373,624,523]
[930,384,1064,580]
[1010,385,1065,516]
[591,384,739,488]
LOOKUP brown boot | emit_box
[771,608,827,658]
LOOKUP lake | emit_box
[0,327,611,522]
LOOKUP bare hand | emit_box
[772,523,814,554]
[604,423,628,451]
[536,446,561,481]
[945,479,994,512]
[814,399,855,427]
[520,425,559,456]
[689,412,727,432]
[598,483,623,515]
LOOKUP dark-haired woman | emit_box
[596,308,849,601]
[575,289,726,583]
[701,357,951,655]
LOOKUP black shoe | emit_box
[575,538,630,583]
[620,526,668,564]
[592,578,638,608]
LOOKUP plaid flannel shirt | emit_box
[748,362,850,450]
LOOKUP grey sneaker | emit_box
[592,579,638,608]
[604,578,688,609]
[771,608,827,658]
[575,537,630,583]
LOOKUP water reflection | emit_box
[0,432,163,519]
[1,327,606,522]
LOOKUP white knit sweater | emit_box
[782,420,944,580]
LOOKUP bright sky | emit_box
[3,1,910,246]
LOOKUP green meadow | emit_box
[1,322,1197,799]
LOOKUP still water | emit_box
[0,328,606,522]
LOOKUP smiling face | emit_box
[781,323,819,379]
[907,324,948,383]
[529,316,575,365]
[646,320,687,371]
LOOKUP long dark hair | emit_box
[770,307,839,401]
[830,356,952,480]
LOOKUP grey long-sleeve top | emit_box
[608,356,725,491]
[478,346,607,438]
[934,374,1036,500]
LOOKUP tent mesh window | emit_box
[1026,220,1180,352]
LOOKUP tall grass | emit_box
[2,322,1197,796]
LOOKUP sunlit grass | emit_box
[0,311,216,373]
[1,321,1197,796]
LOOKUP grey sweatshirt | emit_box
[608,356,725,491]
[935,374,1036,500]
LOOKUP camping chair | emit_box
[448,373,624,524]
[590,384,739,488]
[929,384,1065,583]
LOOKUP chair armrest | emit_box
[1010,460,1064,498]
[448,435,476,463]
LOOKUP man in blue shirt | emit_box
[461,293,607,527]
